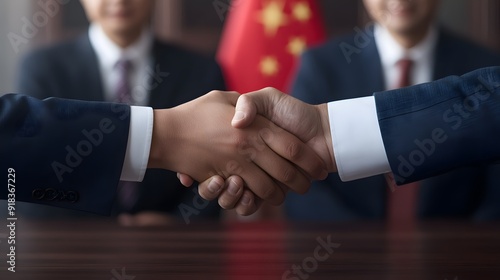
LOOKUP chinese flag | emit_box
[217,0,326,93]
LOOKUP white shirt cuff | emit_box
[328,96,391,181]
[120,106,153,182]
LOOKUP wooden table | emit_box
[1,219,499,280]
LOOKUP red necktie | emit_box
[396,59,413,89]
[387,58,419,228]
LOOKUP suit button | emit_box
[67,191,79,203]
[32,189,44,200]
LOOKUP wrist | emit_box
[148,108,177,170]
[316,103,336,173]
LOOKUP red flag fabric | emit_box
[217,0,326,93]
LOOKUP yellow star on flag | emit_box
[287,36,307,56]
[292,1,312,22]
[260,56,279,76]
[257,0,288,36]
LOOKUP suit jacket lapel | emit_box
[359,30,386,94]
[433,29,452,80]
[75,35,105,102]
[148,40,176,109]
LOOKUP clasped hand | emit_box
[149,89,335,215]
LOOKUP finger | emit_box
[234,190,258,216]
[224,155,284,205]
[177,173,195,187]
[240,162,289,205]
[251,141,311,195]
[218,176,245,209]
[231,91,329,179]
[198,175,225,201]
[260,123,328,181]
[232,94,258,128]
[278,182,289,195]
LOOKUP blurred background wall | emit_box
[0,0,498,94]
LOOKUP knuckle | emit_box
[232,132,249,150]
[239,93,251,103]
[205,91,217,99]
[286,141,302,161]
[207,90,222,96]
[263,86,277,92]
[281,166,298,184]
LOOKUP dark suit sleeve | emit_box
[374,66,500,184]
[0,94,131,215]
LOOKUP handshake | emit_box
[147,87,336,216]
[146,66,499,216]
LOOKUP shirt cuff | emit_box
[328,96,391,181]
[120,106,153,182]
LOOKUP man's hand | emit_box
[178,88,335,215]
[148,91,328,206]
[231,87,335,172]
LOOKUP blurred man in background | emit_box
[288,0,500,222]
[16,0,225,223]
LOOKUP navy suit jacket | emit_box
[376,67,500,182]
[0,94,130,215]
[290,29,500,221]
[15,35,226,218]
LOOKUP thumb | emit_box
[231,94,258,128]
[231,87,285,128]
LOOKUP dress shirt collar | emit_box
[88,23,153,70]
[374,23,438,69]
[374,23,438,89]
